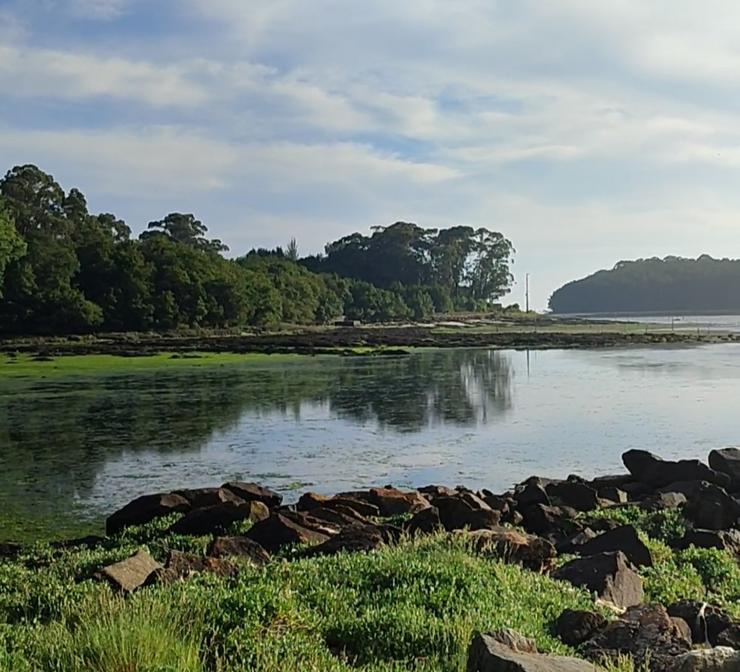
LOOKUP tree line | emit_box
[0,165,515,334]
[549,255,740,314]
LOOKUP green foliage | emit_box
[0,201,26,296]
[587,506,687,544]
[550,254,740,313]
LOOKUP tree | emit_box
[286,237,299,261]
[0,200,26,296]
[142,213,229,253]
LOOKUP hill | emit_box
[549,255,740,314]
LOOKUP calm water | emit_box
[2,345,740,537]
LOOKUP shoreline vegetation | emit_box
[3,449,740,671]
[1,317,739,377]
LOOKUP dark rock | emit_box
[367,487,430,516]
[709,448,740,486]
[0,542,22,559]
[520,504,579,536]
[174,487,244,509]
[667,601,734,646]
[279,510,341,536]
[169,500,269,535]
[684,483,740,530]
[305,506,369,528]
[418,485,458,498]
[467,631,597,671]
[465,527,556,572]
[582,604,691,672]
[221,481,282,508]
[300,525,385,557]
[553,551,643,608]
[482,628,538,653]
[657,480,707,500]
[715,624,740,649]
[97,549,161,592]
[578,525,653,568]
[554,609,607,646]
[642,492,687,510]
[147,550,239,585]
[405,506,443,535]
[296,492,329,511]
[619,481,655,501]
[598,487,628,504]
[547,481,599,512]
[207,536,271,565]
[432,496,501,531]
[671,529,740,556]
[671,648,740,671]
[106,492,191,535]
[514,482,551,508]
[589,474,634,491]
[622,450,731,489]
[245,513,330,553]
[555,528,598,554]
[328,497,380,518]
[458,491,495,511]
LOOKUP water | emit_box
[583,314,740,333]
[2,345,740,537]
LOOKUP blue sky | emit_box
[2,1,740,307]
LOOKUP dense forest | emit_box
[0,165,515,334]
[549,255,740,314]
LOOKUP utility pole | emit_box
[525,273,530,313]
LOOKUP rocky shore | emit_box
[2,325,738,359]
[7,447,739,671]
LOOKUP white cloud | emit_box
[69,0,128,20]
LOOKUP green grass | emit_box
[0,352,310,379]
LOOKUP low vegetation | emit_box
[1,503,739,672]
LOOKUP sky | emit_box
[2,1,740,308]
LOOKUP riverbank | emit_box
[1,321,737,365]
[2,449,740,671]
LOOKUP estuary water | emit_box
[2,344,740,537]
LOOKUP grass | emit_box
[1,505,739,670]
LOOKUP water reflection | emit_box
[0,349,512,535]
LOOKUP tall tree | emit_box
[0,200,26,296]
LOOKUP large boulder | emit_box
[582,604,691,672]
[709,448,740,488]
[106,492,190,535]
[405,506,443,535]
[464,528,556,572]
[245,512,331,553]
[97,549,161,592]
[367,487,430,516]
[669,647,740,672]
[577,525,653,568]
[174,487,244,509]
[547,480,599,512]
[554,609,607,647]
[553,551,643,609]
[432,496,501,531]
[520,504,580,536]
[667,601,735,646]
[221,482,282,508]
[300,525,386,557]
[671,529,740,556]
[466,631,597,671]
[147,550,239,585]
[168,500,269,535]
[622,450,730,489]
[684,484,740,531]
[514,482,551,508]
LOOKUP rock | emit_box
[667,601,735,646]
[305,506,369,528]
[221,482,282,508]
[709,448,740,487]
[168,501,269,535]
[514,482,551,508]
[717,626,740,650]
[671,529,740,556]
[147,550,239,585]
[485,629,538,653]
[174,487,244,509]
[658,481,708,500]
[643,492,688,510]
[684,484,740,530]
[296,492,329,510]
[556,528,598,554]
[554,609,607,646]
[582,604,691,672]
[598,487,628,504]
[464,528,556,572]
[589,474,634,491]
[279,510,341,537]
[207,536,271,565]
[367,487,430,516]
[97,549,161,592]
[328,497,381,518]
[432,496,501,531]
[520,504,579,536]
[245,513,330,553]
[418,484,458,498]
[578,525,653,568]
[622,450,730,489]
[547,481,599,512]
[466,631,597,671]
[106,492,191,535]
[620,481,655,501]
[669,647,740,672]
[553,551,643,609]
[300,525,385,557]
[405,506,443,535]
